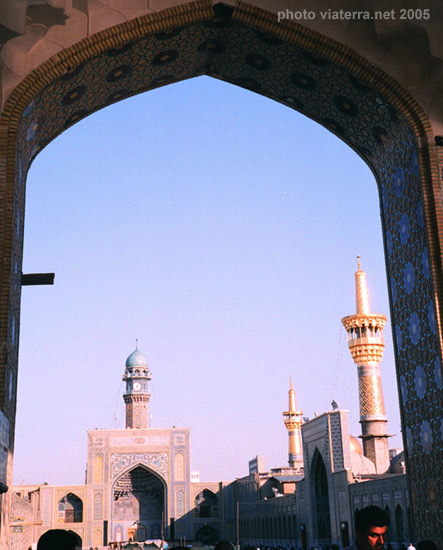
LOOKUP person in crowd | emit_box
[345,506,390,550]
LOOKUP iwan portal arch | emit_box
[0,0,442,546]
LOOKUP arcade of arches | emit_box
[0,0,443,547]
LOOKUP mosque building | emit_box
[233,260,409,549]
[10,261,409,549]
[10,347,223,549]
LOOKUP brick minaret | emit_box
[122,345,151,429]
[342,257,390,473]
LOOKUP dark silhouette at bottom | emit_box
[37,529,81,550]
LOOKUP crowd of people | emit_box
[35,507,439,550]
[242,543,307,550]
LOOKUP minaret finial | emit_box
[355,257,371,315]
[289,376,293,390]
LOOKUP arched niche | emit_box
[311,449,331,542]
[112,464,166,542]
[194,488,219,518]
[57,492,83,523]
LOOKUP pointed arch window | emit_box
[194,489,219,517]
[311,450,331,541]
[57,493,83,523]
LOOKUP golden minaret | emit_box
[342,257,390,473]
[283,377,303,469]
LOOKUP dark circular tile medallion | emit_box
[245,53,271,70]
[291,72,316,90]
[152,50,178,66]
[334,95,358,116]
[198,40,226,55]
[62,85,86,106]
[106,65,132,82]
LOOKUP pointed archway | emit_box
[0,1,442,544]
[112,465,165,542]
[311,449,331,543]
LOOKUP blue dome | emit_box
[125,349,149,369]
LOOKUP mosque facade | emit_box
[10,348,223,549]
[10,262,410,549]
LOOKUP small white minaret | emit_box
[342,257,390,473]
[283,378,303,469]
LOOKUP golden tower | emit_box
[283,378,303,469]
[342,257,390,473]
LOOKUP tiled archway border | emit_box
[0,0,442,541]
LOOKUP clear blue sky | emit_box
[13,76,401,486]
